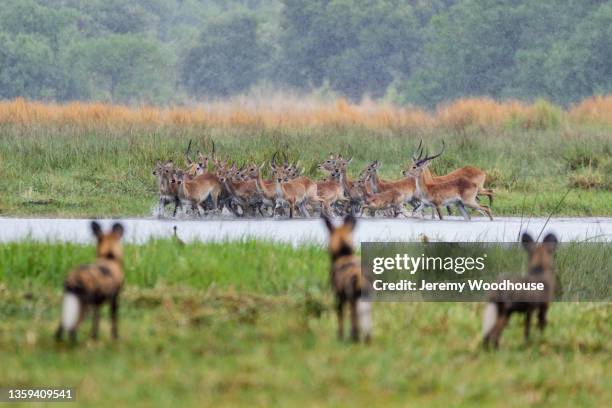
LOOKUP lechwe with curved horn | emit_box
[270,152,310,218]
[281,152,322,215]
[404,139,494,210]
[405,142,493,221]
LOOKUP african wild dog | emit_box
[56,221,125,343]
[482,232,558,349]
[323,214,372,342]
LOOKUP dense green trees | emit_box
[182,12,266,97]
[0,0,610,106]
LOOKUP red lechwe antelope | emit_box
[55,221,125,343]
[173,166,223,215]
[362,160,418,214]
[323,214,372,342]
[317,167,348,216]
[244,162,277,215]
[270,153,311,218]
[152,160,181,217]
[358,172,407,217]
[405,143,494,221]
[482,232,558,349]
[217,162,263,216]
[404,140,494,213]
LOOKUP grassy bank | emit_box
[0,98,611,218]
[1,240,610,406]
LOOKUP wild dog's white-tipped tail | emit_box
[61,292,80,331]
[357,299,372,339]
[482,302,497,338]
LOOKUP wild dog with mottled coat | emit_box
[56,221,125,343]
[323,214,372,342]
[482,232,558,349]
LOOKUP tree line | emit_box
[0,0,610,107]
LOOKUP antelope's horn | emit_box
[418,141,445,165]
[272,151,278,166]
[412,139,423,161]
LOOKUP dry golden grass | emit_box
[0,95,610,131]
[569,95,612,126]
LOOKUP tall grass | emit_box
[1,95,611,131]
[0,240,610,406]
[0,96,611,217]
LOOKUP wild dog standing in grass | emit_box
[153,160,181,217]
[323,214,372,342]
[56,222,125,343]
[482,232,558,349]
[406,143,493,221]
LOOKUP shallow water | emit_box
[1,216,610,245]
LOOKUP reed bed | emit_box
[1,95,611,131]
[0,95,610,217]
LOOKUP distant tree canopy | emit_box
[181,12,265,97]
[0,0,610,106]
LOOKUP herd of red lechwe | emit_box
[153,140,495,220]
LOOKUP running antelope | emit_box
[217,163,263,217]
[152,160,181,217]
[245,163,276,214]
[364,160,418,212]
[55,222,125,343]
[358,173,407,217]
[405,144,493,221]
[482,232,558,349]
[279,154,321,214]
[404,140,494,210]
[334,155,366,215]
[173,168,222,215]
[317,167,348,216]
[323,214,372,343]
[270,153,310,218]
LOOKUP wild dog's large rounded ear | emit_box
[322,215,334,232]
[543,233,558,252]
[521,232,535,251]
[91,221,102,239]
[111,223,125,238]
[344,214,357,230]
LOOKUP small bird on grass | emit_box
[419,233,429,243]
[173,225,185,246]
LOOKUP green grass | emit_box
[1,240,610,406]
[0,123,611,217]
